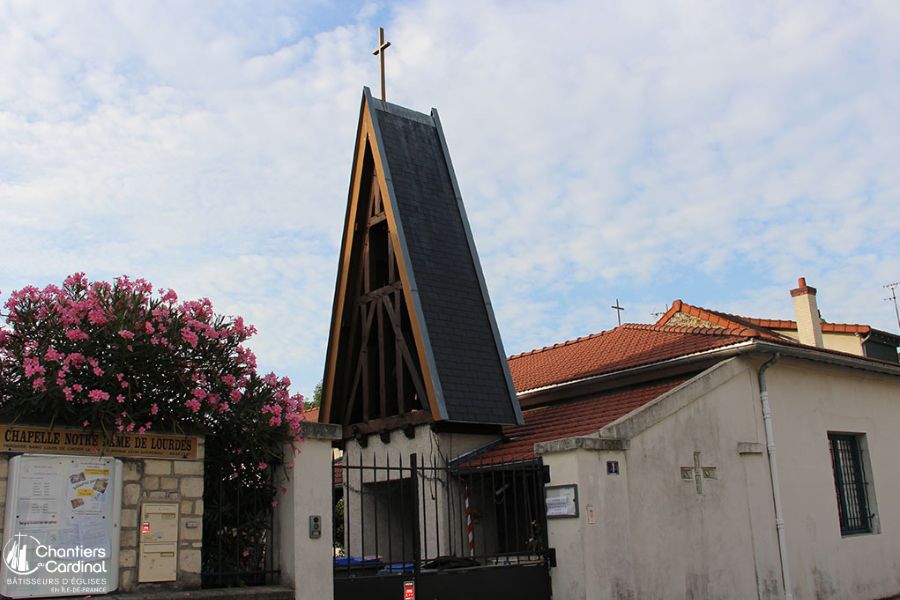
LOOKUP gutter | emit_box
[757,353,793,600]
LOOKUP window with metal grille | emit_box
[827,433,873,536]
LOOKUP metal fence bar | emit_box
[410,453,421,577]
[333,452,550,578]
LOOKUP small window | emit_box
[828,432,874,535]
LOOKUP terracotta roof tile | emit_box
[302,406,320,422]
[508,324,756,393]
[658,300,874,337]
[464,379,687,465]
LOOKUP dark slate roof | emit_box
[367,88,522,425]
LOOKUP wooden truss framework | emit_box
[322,95,449,434]
[335,170,429,426]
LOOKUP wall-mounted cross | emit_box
[681,451,717,495]
[372,27,391,102]
[611,298,625,326]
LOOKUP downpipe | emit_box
[758,353,793,600]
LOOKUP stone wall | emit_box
[0,438,205,594]
[119,437,205,592]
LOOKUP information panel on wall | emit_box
[0,454,122,598]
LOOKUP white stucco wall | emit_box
[610,359,782,600]
[767,360,900,600]
[541,355,900,600]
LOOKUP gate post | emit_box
[278,421,341,600]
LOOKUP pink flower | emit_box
[88,390,110,403]
[185,398,201,413]
[44,348,64,362]
[23,357,45,378]
[119,329,135,340]
[150,403,159,415]
[258,462,268,470]
[65,329,89,341]
[242,549,250,558]
[181,328,198,348]
[87,308,108,325]
[83,420,90,428]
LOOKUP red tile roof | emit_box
[657,299,875,337]
[465,379,687,465]
[302,406,320,422]
[508,323,757,393]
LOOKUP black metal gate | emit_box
[333,452,553,600]
[202,458,279,588]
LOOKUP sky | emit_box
[2,0,899,398]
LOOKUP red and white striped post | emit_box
[464,481,475,557]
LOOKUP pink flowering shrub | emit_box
[0,274,305,473]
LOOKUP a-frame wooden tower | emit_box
[320,88,522,438]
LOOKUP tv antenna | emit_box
[885,282,900,333]
[651,304,670,320]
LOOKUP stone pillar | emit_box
[536,436,635,600]
[278,421,341,600]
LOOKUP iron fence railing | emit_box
[333,452,549,579]
[202,459,280,587]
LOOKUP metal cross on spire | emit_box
[611,298,625,326]
[372,27,391,102]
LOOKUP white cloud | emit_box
[2,1,899,397]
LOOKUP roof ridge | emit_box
[508,329,613,360]
[621,323,761,337]
[677,301,877,335]
[508,322,761,361]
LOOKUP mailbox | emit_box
[139,502,179,582]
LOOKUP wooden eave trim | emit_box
[320,92,370,424]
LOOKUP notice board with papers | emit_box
[0,454,122,598]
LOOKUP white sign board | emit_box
[545,484,579,518]
[1,454,122,598]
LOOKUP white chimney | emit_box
[791,277,823,348]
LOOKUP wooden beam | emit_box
[393,290,404,414]
[377,299,386,419]
[342,410,432,439]
[362,281,402,303]
[382,294,428,409]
